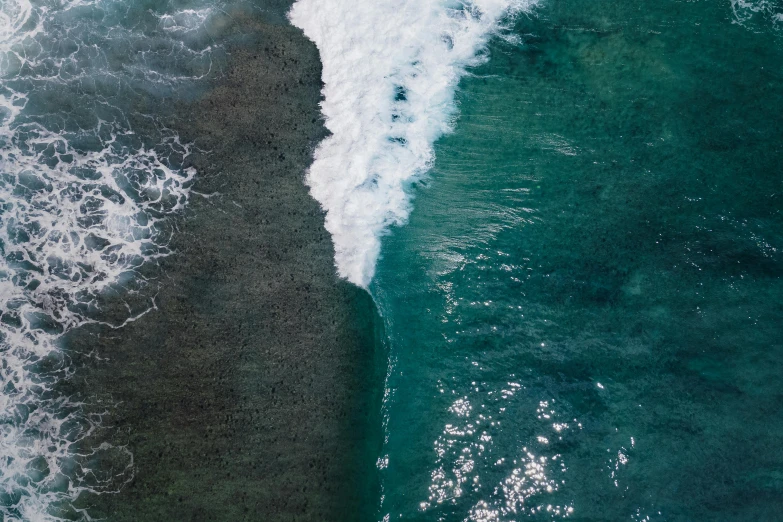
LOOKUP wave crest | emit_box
[290,0,537,287]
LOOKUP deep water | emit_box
[372,0,783,520]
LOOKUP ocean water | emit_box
[295,0,783,519]
[2,0,782,520]
[0,1,229,518]
[358,0,783,520]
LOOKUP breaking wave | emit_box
[289,0,538,287]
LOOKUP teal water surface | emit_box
[372,0,783,520]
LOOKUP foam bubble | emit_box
[289,0,537,287]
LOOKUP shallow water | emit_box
[2,1,383,519]
[371,0,783,520]
[0,1,228,518]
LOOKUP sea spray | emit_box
[289,0,538,288]
[0,1,221,518]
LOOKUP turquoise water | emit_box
[372,0,783,520]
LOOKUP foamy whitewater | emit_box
[289,0,538,288]
[0,1,220,519]
[731,0,783,30]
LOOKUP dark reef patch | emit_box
[65,6,384,521]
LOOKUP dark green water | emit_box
[372,0,783,520]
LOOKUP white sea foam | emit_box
[289,0,537,287]
[731,0,783,31]
[0,1,219,519]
